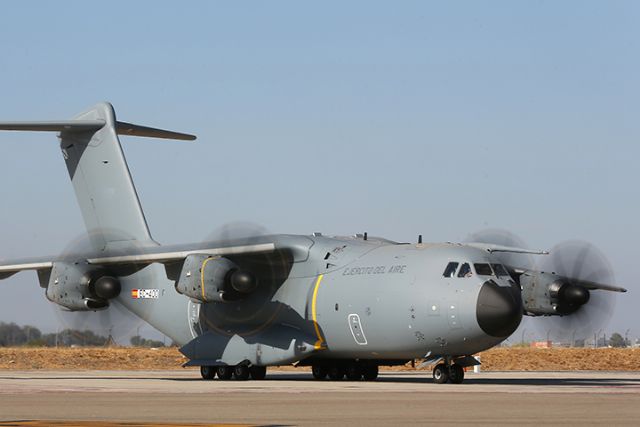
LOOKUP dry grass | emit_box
[1,346,639,371]
[0,347,187,370]
[474,347,640,371]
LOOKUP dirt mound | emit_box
[1,347,639,371]
[475,347,640,371]
[0,347,187,370]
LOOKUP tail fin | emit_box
[0,102,196,252]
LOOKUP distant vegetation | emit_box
[0,322,165,347]
[129,335,165,348]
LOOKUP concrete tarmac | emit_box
[1,370,640,426]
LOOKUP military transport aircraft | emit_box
[0,103,627,383]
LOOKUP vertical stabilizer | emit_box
[0,102,196,252]
[60,103,154,251]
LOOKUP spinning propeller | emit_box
[51,230,149,345]
[534,240,617,343]
[466,229,622,343]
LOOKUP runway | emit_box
[1,370,639,426]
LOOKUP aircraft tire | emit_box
[312,364,328,380]
[433,364,449,384]
[449,364,464,384]
[362,365,379,381]
[217,366,233,380]
[327,364,345,381]
[200,365,216,380]
[250,366,267,380]
[345,363,363,380]
[234,365,250,381]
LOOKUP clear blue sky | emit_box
[0,1,638,342]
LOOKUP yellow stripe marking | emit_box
[311,274,326,350]
[200,257,217,302]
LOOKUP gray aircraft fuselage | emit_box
[109,234,520,366]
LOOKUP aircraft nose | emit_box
[476,280,523,338]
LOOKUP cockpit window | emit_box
[457,263,472,278]
[443,262,459,278]
[474,263,494,276]
[491,263,510,278]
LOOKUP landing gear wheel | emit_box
[249,366,267,380]
[449,364,464,384]
[312,364,328,380]
[433,363,449,384]
[234,365,250,381]
[200,365,216,380]
[327,364,345,380]
[362,365,379,381]
[217,366,233,380]
[345,363,362,381]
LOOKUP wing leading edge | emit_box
[0,243,276,280]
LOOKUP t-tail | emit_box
[0,102,195,252]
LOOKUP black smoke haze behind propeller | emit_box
[534,240,617,343]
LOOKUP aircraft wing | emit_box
[86,243,276,266]
[0,242,278,280]
[464,243,549,255]
[0,258,54,279]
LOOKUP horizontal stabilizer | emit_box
[0,120,104,132]
[0,119,196,141]
[115,121,196,141]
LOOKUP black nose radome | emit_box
[476,280,523,338]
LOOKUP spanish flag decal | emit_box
[130,289,160,299]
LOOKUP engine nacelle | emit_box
[45,262,121,311]
[175,254,257,303]
[520,271,590,316]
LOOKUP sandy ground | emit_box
[1,346,640,371]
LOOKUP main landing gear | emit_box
[312,361,379,381]
[199,364,267,381]
[432,362,465,384]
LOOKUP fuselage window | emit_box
[491,263,510,278]
[474,263,494,276]
[457,263,472,278]
[443,262,459,278]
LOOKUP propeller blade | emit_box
[464,228,537,271]
[535,240,618,343]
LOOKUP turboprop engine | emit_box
[175,254,257,303]
[44,262,121,311]
[520,271,590,316]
